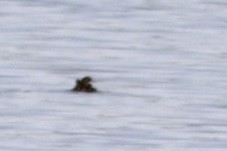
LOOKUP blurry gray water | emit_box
[0,0,227,150]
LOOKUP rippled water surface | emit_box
[0,0,227,150]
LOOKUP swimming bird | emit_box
[72,76,97,93]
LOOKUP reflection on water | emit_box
[0,0,227,150]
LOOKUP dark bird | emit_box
[72,76,97,93]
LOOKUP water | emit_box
[0,0,227,150]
